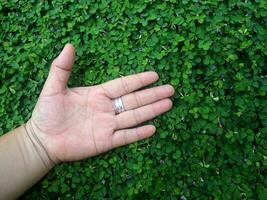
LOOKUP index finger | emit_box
[100,71,159,98]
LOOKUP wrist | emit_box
[24,119,58,168]
[0,123,57,199]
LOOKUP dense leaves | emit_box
[1,0,267,199]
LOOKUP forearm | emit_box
[0,120,56,200]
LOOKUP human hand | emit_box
[28,44,174,164]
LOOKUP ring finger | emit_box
[116,98,173,129]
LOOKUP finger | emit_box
[42,43,75,95]
[112,125,156,148]
[122,84,174,110]
[116,98,172,129]
[101,71,159,98]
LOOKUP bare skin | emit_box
[29,44,175,164]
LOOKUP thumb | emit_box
[42,44,75,95]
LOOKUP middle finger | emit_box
[121,84,174,111]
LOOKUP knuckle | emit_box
[133,92,142,107]
[132,109,140,124]
[123,130,128,145]
[120,77,130,94]
[135,128,141,141]
[151,103,157,116]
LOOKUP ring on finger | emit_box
[113,97,125,114]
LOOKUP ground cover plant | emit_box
[0,0,267,199]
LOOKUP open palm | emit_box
[29,44,174,164]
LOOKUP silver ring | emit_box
[113,97,125,114]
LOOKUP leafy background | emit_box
[0,0,267,199]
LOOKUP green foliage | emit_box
[1,0,267,199]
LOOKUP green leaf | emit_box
[257,185,267,200]
[198,40,213,50]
